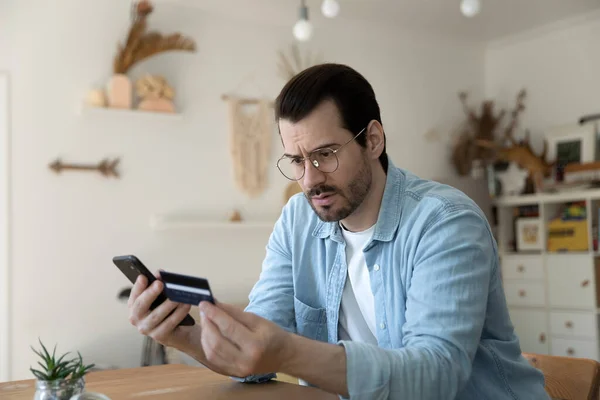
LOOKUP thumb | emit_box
[154,268,165,280]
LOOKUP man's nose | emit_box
[302,160,326,190]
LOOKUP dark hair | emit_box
[274,63,388,172]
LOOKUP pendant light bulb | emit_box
[293,1,313,41]
[460,0,481,17]
[321,0,340,18]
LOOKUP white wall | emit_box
[0,73,11,383]
[0,0,13,383]
[2,0,485,381]
[485,11,600,150]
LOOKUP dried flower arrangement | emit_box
[451,88,556,194]
[86,0,196,113]
[113,1,196,75]
[451,89,526,176]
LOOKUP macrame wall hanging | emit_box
[222,94,274,198]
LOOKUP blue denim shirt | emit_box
[243,160,549,400]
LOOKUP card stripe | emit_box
[164,282,212,296]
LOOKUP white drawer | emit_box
[551,337,599,361]
[509,308,549,355]
[504,282,545,307]
[547,254,596,310]
[502,255,544,281]
[549,311,597,340]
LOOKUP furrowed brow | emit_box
[283,142,340,158]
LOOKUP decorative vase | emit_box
[107,74,132,109]
[33,377,85,400]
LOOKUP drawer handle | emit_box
[518,290,526,297]
[567,347,575,356]
[565,321,574,329]
[582,280,590,287]
[539,333,546,343]
[517,265,525,273]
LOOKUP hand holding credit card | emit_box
[159,270,216,306]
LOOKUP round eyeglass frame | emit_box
[276,126,367,181]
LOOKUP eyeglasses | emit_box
[276,127,367,181]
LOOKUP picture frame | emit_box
[516,217,543,251]
[545,123,596,166]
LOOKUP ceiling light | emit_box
[293,0,313,41]
[321,0,340,18]
[460,0,481,18]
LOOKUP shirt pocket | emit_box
[293,296,327,341]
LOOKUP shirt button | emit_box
[380,322,386,330]
[374,264,380,271]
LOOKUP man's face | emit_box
[279,100,372,222]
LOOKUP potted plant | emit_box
[30,338,95,400]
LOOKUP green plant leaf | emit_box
[36,361,48,371]
[31,340,94,382]
[38,338,52,362]
[54,352,71,368]
[30,368,48,381]
[36,341,55,370]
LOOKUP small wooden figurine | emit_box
[229,210,242,222]
[135,74,176,113]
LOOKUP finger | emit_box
[216,302,259,329]
[138,298,179,335]
[199,302,253,346]
[131,280,163,321]
[148,303,191,342]
[127,275,148,308]
[200,312,248,377]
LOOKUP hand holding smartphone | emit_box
[112,255,198,326]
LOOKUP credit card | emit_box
[159,270,215,306]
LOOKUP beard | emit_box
[305,155,372,222]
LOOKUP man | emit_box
[127,63,549,399]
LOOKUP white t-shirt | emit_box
[338,223,378,345]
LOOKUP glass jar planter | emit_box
[33,377,85,400]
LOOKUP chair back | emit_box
[523,352,600,400]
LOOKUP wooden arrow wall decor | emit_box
[48,157,121,178]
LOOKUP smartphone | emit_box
[112,254,195,326]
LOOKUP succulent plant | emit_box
[30,338,95,382]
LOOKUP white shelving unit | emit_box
[149,213,276,232]
[494,188,600,361]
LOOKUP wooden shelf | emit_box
[79,105,183,119]
[149,214,275,231]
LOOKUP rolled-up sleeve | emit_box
[235,201,297,383]
[244,202,296,333]
[338,206,495,399]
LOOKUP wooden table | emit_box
[0,364,337,399]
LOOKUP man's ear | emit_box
[366,120,385,159]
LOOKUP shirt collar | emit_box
[311,158,405,243]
